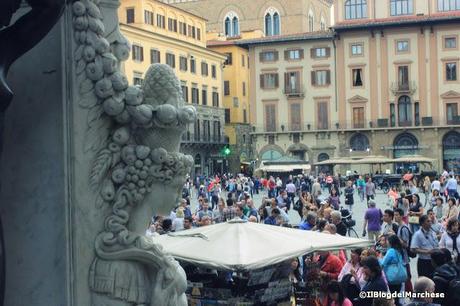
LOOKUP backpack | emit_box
[400,225,417,258]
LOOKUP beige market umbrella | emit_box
[392,155,436,164]
[314,158,354,166]
[154,219,372,271]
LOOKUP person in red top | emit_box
[318,250,344,281]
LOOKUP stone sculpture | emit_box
[71,0,196,305]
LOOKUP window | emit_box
[414,101,420,126]
[194,119,200,141]
[352,68,363,87]
[265,104,277,132]
[259,51,278,62]
[225,53,233,65]
[202,87,207,106]
[197,28,201,40]
[190,26,196,38]
[213,121,221,142]
[133,71,143,86]
[211,65,216,78]
[212,90,219,107]
[268,135,275,145]
[285,49,303,60]
[179,22,187,35]
[446,103,459,124]
[290,103,301,131]
[144,10,153,25]
[308,11,314,32]
[242,82,246,96]
[320,17,326,30]
[438,0,460,11]
[203,120,210,141]
[190,58,196,73]
[398,66,409,89]
[350,133,369,150]
[126,8,135,23]
[396,40,409,52]
[241,55,245,67]
[224,81,230,95]
[445,37,457,49]
[243,109,247,123]
[345,0,368,19]
[233,97,239,107]
[351,43,363,56]
[224,12,239,37]
[311,70,330,86]
[312,47,330,58]
[181,82,188,102]
[390,0,413,16]
[225,109,230,124]
[156,14,165,28]
[352,108,365,128]
[166,53,175,68]
[132,45,143,61]
[191,85,199,104]
[398,95,412,126]
[260,73,279,89]
[265,8,280,36]
[201,62,208,76]
[390,103,396,127]
[168,18,177,32]
[317,102,329,130]
[284,71,300,94]
[150,49,160,64]
[446,62,457,81]
[179,56,187,71]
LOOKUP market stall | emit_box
[155,219,372,305]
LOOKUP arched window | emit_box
[223,12,239,37]
[349,133,370,151]
[308,11,314,32]
[443,131,460,173]
[232,16,239,36]
[318,153,329,162]
[398,95,412,126]
[261,150,283,161]
[320,16,326,30]
[273,12,280,35]
[317,153,331,174]
[390,0,414,16]
[438,0,460,11]
[345,0,368,19]
[264,7,280,36]
[393,133,419,173]
[224,17,231,36]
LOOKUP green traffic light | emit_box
[224,147,231,155]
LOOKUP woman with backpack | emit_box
[439,218,460,264]
[380,234,407,306]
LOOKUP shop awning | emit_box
[255,164,311,173]
[314,158,354,166]
[392,155,436,164]
[349,155,394,165]
[155,219,372,271]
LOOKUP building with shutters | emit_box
[241,0,460,175]
[119,0,228,176]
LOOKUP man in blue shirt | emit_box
[299,212,317,230]
[411,214,439,279]
[264,208,280,225]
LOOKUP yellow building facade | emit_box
[207,38,252,173]
[119,0,228,176]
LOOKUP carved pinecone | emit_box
[143,64,183,107]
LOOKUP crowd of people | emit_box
[146,170,460,306]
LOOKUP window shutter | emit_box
[259,52,264,62]
[284,72,289,91]
[260,74,265,88]
[274,51,279,61]
[311,71,316,86]
[275,74,279,87]
[284,50,289,60]
[310,48,315,58]
[295,71,300,89]
[140,47,144,61]
[299,49,304,59]
[326,70,331,84]
[325,47,331,57]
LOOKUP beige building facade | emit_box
[119,0,228,176]
[163,0,332,37]
[245,0,460,174]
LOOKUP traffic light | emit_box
[223,145,231,156]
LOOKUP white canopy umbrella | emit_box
[155,219,372,271]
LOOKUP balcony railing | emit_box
[390,81,417,95]
[251,117,460,134]
[181,133,228,144]
[283,85,304,97]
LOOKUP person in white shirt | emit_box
[431,178,441,193]
[172,208,185,232]
[439,218,460,264]
[446,175,458,198]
